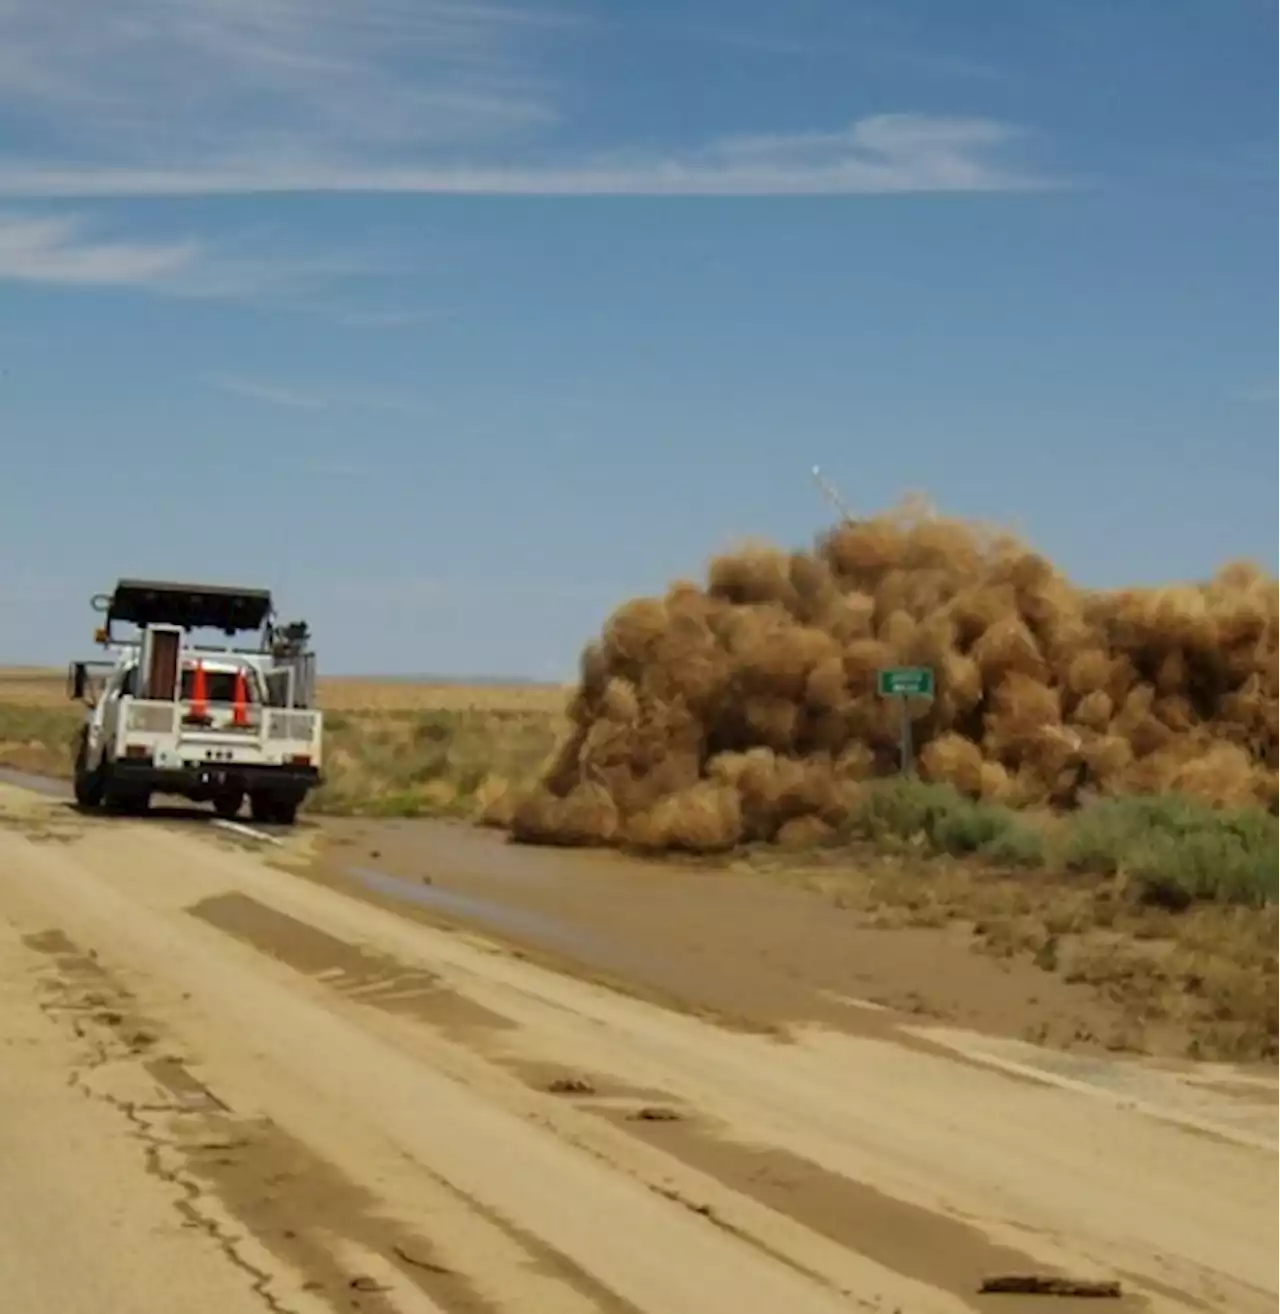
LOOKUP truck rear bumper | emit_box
[109,760,321,800]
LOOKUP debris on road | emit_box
[546,1075,596,1095]
[980,1274,1123,1298]
[628,1105,683,1122]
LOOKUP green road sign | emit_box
[876,666,935,698]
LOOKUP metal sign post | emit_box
[876,666,936,776]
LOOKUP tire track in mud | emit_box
[185,893,1147,1314]
[186,894,875,1306]
[188,893,516,1044]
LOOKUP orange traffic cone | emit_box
[189,660,208,722]
[232,668,249,727]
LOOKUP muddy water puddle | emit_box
[330,817,594,887]
[347,864,606,954]
[308,817,1148,1054]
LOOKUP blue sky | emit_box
[0,0,1275,676]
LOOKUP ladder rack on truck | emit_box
[67,579,324,826]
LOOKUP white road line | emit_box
[902,1026,1279,1155]
[210,818,284,846]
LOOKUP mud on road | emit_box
[0,782,1274,1314]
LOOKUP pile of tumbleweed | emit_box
[501,503,1278,852]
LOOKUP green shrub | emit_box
[1060,795,1278,907]
[979,822,1049,868]
[930,801,1013,855]
[845,778,1049,865]
[845,778,966,843]
[841,782,1276,907]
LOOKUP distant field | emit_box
[318,677,571,715]
[0,669,72,706]
[0,668,571,715]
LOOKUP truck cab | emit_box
[70,579,323,826]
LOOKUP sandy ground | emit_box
[0,784,1275,1314]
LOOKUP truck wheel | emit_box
[213,791,244,820]
[73,731,106,809]
[249,792,299,826]
[104,785,149,816]
[272,797,300,827]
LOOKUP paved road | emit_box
[0,782,1274,1314]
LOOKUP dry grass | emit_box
[0,703,79,778]
[317,678,571,715]
[312,707,562,817]
[310,682,569,816]
[0,670,71,707]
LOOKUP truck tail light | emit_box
[287,754,312,767]
[124,744,151,760]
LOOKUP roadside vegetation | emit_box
[0,700,81,779]
[820,777,1276,910]
[308,707,562,818]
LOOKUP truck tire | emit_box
[272,797,300,827]
[104,782,150,816]
[213,791,244,820]
[73,730,106,809]
[249,792,299,827]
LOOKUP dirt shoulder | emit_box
[307,818,1278,1065]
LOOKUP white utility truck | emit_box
[68,579,323,825]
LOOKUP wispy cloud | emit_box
[217,375,435,419]
[0,0,566,160]
[0,114,1048,198]
[162,245,391,300]
[0,0,1056,315]
[0,210,199,285]
[0,207,396,299]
